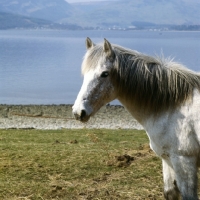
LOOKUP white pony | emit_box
[73,37,200,200]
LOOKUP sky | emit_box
[67,0,116,3]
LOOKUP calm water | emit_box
[0,30,200,104]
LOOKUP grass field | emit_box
[0,129,165,199]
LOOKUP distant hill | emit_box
[0,0,74,22]
[0,0,200,30]
[0,12,81,30]
[68,0,200,28]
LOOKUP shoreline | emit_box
[0,104,142,130]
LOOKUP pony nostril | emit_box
[80,110,86,119]
[73,112,80,120]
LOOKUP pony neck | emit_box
[118,97,151,126]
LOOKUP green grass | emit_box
[0,129,164,200]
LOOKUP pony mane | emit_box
[82,43,200,114]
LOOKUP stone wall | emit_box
[0,105,143,130]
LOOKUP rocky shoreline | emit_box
[0,104,143,130]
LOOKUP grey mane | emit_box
[82,43,200,114]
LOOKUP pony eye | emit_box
[100,71,109,78]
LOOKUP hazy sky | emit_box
[67,0,116,3]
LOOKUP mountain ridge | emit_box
[0,11,82,30]
[67,0,200,27]
[0,0,199,30]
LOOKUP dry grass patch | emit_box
[0,129,167,199]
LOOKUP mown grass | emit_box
[0,129,164,200]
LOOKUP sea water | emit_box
[0,30,199,104]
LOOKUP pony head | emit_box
[72,38,117,122]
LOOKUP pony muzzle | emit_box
[73,109,91,122]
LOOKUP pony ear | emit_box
[86,37,94,50]
[104,38,113,58]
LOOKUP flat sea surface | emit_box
[0,30,200,104]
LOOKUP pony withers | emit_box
[73,37,200,200]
